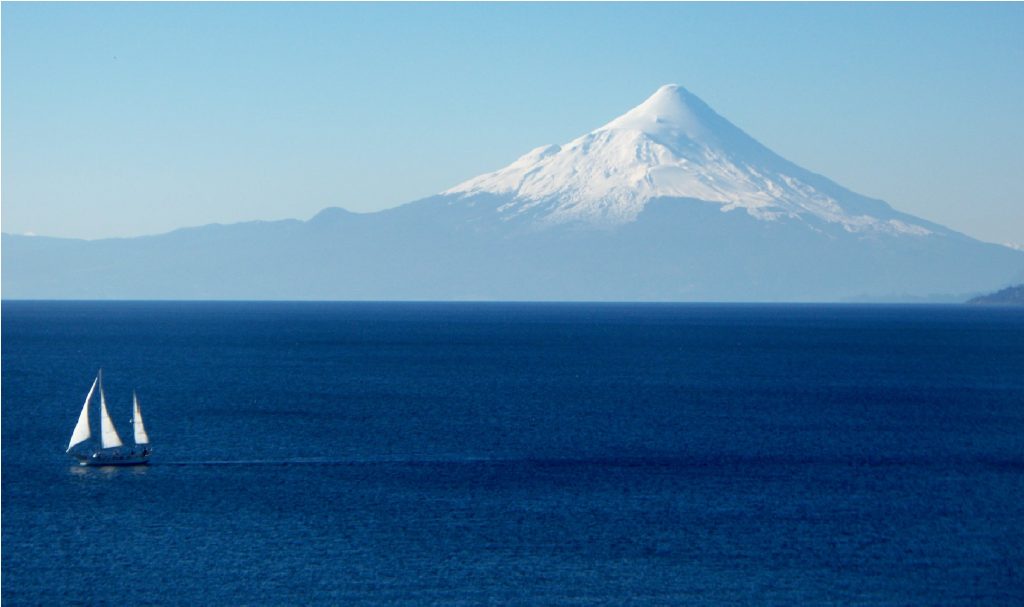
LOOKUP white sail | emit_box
[98,374,123,449]
[132,391,150,445]
[67,377,97,451]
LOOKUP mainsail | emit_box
[67,377,97,452]
[132,391,150,445]
[98,372,124,449]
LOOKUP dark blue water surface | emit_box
[3,301,1023,605]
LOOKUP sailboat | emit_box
[67,370,151,466]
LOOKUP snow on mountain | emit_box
[444,85,932,236]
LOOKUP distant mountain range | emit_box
[4,85,1022,301]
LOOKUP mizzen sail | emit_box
[132,391,150,445]
[67,377,97,451]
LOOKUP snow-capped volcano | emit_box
[4,84,1022,301]
[445,84,930,235]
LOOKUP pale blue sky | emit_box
[3,2,1022,245]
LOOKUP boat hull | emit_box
[72,450,151,466]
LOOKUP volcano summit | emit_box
[3,85,1022,301]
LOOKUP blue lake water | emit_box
[2,301,1023,604]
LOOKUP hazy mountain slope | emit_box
[4,85,1022,301]
[967,285,1024,306]
[5,197,1020,301]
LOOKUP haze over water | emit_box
[2,301,1022,604]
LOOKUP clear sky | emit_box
[2,2,1022,245]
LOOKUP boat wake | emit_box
[154,454,500,466]
[157,458,353,467]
